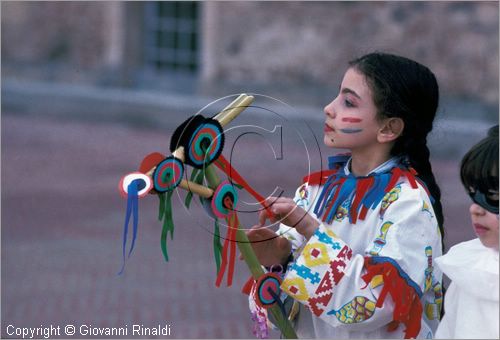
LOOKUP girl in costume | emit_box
[435,125,499,339]
[247,52,444,339]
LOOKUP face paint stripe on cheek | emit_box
[340,128,363,134]
[341,117,363,123]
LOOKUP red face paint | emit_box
[342,117,362,123]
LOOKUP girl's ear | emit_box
[378,117,404,143]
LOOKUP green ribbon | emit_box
[184,168,205,209]
[158,191,174,262]
[213,219,223,274]
[158,191,165,220]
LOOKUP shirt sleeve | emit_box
[280,182,441,337]
[277,183,315,259]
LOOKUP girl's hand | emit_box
[244,225,292,267]
[259,196,320,240]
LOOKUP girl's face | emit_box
[469,189,499,250]
[323,67,383,150]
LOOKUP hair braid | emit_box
[393,113,445,243]
[407,139,445,237]
[350,52,445,250]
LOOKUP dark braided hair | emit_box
[349,52,445,247]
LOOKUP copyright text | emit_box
[5,324,172,338]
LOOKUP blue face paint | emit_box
[340,128,363,134]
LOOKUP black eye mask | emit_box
[469,191,499,215]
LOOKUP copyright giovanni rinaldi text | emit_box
[6,324,172,338]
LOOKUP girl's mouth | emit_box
[473,223,489,235]
[324,124,334,132]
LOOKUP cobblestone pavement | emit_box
[1,113,476,339]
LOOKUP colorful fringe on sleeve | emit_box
[362,256,423,339]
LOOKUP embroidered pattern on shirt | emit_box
[368,221,394,256]
[380,185,401,219]
[327,296,376,324]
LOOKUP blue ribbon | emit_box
[326,176,356,223]
[314,175,336,217]
[118,180,139,275]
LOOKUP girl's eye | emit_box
[344,99,354,108]
[487,191,499,203]
[486,197,499,207]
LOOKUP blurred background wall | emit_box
[2,1,499,108]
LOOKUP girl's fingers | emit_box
[265,196,292,207]
[269,202,295,217]
[277,236,292,252]
[259,197,274,225]
[259,203,292,225]
[259,208,282,225]
[271,202,292,212]
[246,225,263,240]
[259,196,297,226]
[258,209,268,226]
[246,224,275,241]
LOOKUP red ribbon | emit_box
[215,210,239,287]
[214,155,274,219]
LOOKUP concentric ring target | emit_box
[119,172,153,198]
[186,118,224,169]
[211,180,238,218]
[255,273,282,308]
[169,115,205,153]
[152,156,184,193]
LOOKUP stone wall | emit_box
[1,1,126,84]
[1,2,112,67]
[2,1,498,105]
[205,1,499,104]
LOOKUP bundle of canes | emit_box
[119,94,297,339]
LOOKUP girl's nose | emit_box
[324,101,336,118]
[470,202,486,216]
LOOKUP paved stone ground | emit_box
[0,108,481,339]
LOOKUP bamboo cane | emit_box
[200,95,297,338]
[147,93,297,338]
[203,165,297,339]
